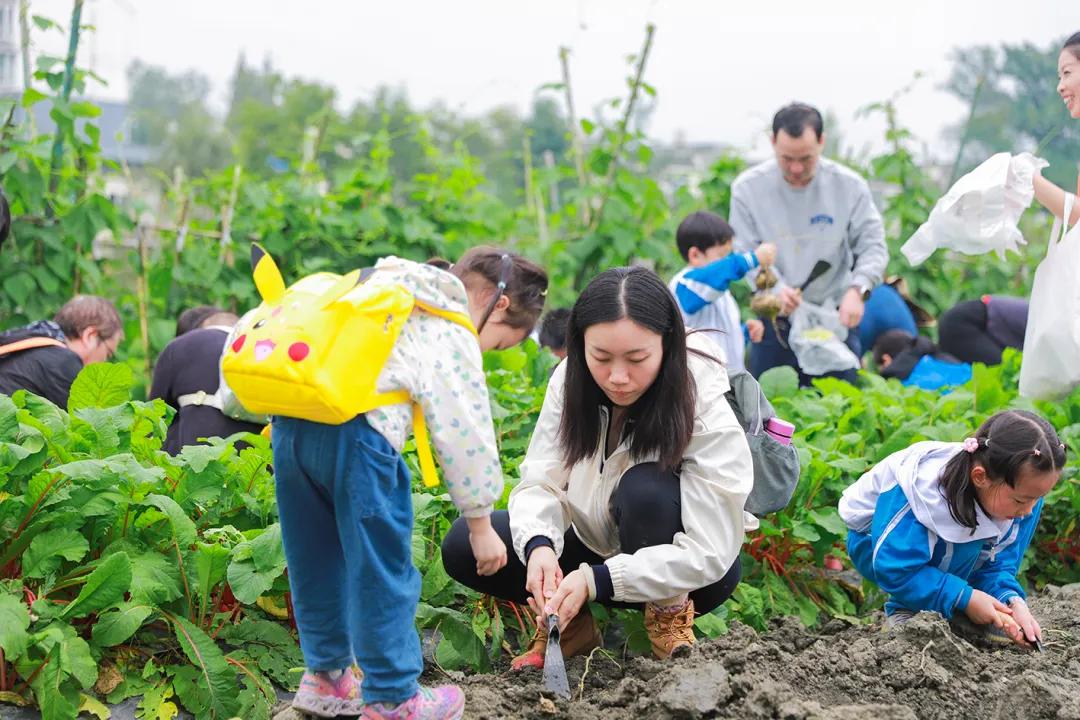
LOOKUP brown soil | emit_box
[452,583,1080,720]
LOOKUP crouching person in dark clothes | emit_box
[442,267,753,668]
[0,295,122,408]
[150,311,265,454]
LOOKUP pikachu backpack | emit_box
[221,244,477,487]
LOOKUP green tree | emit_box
[126,60,230,176]
[945,37,1079,188]
[225,55,338,175]
[526,96,569,161]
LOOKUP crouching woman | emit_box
[442,266,753,667]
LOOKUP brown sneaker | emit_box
[510,606,602,671]
[645,599,696,659]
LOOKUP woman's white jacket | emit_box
[508,334,754,603]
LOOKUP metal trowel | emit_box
[542,614,571,699]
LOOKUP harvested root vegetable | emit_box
[751,292,785,347]
[755,263,778,292]
[750,293,782,321]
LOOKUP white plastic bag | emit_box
[1019,193,1080,399]
[787,301,860,376]
[901,152,1048,266]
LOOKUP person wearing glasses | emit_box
[0,295,123,408]
[274,247,548,720]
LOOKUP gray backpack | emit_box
[724,369,800,516]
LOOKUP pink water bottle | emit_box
[765,417,795,446]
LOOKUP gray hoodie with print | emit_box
[730,156,888,307]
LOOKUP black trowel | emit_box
[542,614,571,699]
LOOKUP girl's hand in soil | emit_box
[543,569,590,629]
[964,589,1013,628]
[1008,597,1043,647]
[525,546,563,621]
[466,516,508,576]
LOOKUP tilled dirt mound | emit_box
[453,583,1080,720]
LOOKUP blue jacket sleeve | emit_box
[870,495,973,618]
[967,499,1043,605]
[674,252,759,315]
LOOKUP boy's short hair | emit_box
[176,306,223,337]
[538,308,571,351]
[676,211,734,261]
[872,329,915,367]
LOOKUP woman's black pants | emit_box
[440,462,742,614]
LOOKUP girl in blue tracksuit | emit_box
[839,409,1065,647]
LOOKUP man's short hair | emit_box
[538,308,571,351]
[54,295,122,341]
[676,211,734,261]
[200,312,240,329]
[772,103,824,141]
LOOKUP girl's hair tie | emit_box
[1033,448,1042,457]
[962,437,980,453]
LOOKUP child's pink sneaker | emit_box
[292,667,364,718]
[360,685,465,720]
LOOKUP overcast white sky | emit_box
[26,0,1078,160]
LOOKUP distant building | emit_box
[24,98,157,168]
[0,0,153,171]
[0,0,19,94]
[652,137,744,199]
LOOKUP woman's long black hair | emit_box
[557,266,702,472]
[939,409,1066,530]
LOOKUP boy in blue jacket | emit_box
[669,211,775,373]
[839,409,1064,647]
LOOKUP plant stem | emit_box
[135,218,152,389]
[13,656,48,696]
[45,0,84,216]
[559,45,590,224]
[18,1,32,100]
[586,23,655,234]
[220,165,242,271]
[947,74,984,187]
[522,134,535,216]
[171,538,193,621]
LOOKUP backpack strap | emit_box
[0,337,66,358]
[354,285,478,489]
[411,402,439,488]
[414,300,478,337]
[176,390,224,411]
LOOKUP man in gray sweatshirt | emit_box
[731,103,888,385]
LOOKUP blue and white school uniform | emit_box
[839,441,1042,619]
[669,251,760,373]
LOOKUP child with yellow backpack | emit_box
[223,246,547,719]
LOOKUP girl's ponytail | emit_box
[940,410,1066,530]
